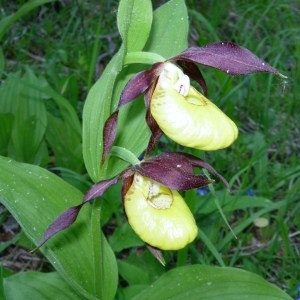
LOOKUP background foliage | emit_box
[0,0,299,299]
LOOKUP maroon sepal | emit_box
[102,111,119,163]
[147,245,166,266]
[101,64,164,163]
[171,42,282,76]
[119,63,163,106]
[176,60,208,96]
[36,176,120,249]
[134,152,229,190]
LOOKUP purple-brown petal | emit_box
[135,152,216,190]
[147,245,166,266]
[134,152,229,191]
[84,176,120,201]
[119,62,163,107]
[36,205,83,249]
[172,42,283,76]
[37,176,120,249]
[182,152,230,190]
[102,111,119,163]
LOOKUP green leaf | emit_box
[0,266,12,300]
[117,284,149,300]
[3,272,82,300]
[0,69,48,165]
[0,113,14,156]
[0,0,54,42]
[144,0,189,58]
[133,265,293,300]
[109,223,144,252]
[118,260,150,285]
[118,0,153,52]
[0,156,118,300]
[46,113,83,173]
[0,46,4,74]
[82,49,125,182]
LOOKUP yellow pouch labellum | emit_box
[151,63,238,150]
[124,173,198,250]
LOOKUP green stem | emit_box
[124,51,165,65]
[91,200,103,299]
[110,146,140,165]
[176,246,188,267]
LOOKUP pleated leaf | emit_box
[144,0,189,57]
[133,265,293,300]
[0,69,48,165]
[3,272,82,300]
[0,156,118,300]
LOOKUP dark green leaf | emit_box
[133,265,293,300]
[144,0,189,58]
[109,223,144,252]
[118,260,150,285]
[82,49,125,182]
[0,69,48,165]
[0,113,14,156]
[3,272,82,300]
[0,156,117,300]
[118,0,153,52]
[46,113,83,173]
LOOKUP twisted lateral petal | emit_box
[150,64,238,150]
[124,174,198,250]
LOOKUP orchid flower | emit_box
[37,152,228,261]
[103,42,285,160]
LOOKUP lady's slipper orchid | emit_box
[150,62,238,150]
[124,173,198,250]
[38,152,228,259]
[102,42,285,161]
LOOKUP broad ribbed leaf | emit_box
[0,70,48,165]
[46,113,83,173]
[83,49,125,182]
[3,272,82,300]
[144,0,189,57]
[0,156,117,300]
[133,265,293,300]
[0,113,14,156]
[172,42,284,76]
[118,0,152,52]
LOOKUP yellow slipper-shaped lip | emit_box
[125,173,198,250]
[150,63,238,151]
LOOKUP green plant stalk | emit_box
[91,200,105,299]
[176,246,188,267]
